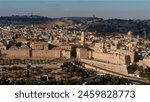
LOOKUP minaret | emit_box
[81,31,85,46]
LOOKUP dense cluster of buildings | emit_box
[79,31,150,67]
[0,25,80,59]
[0,24,150,69]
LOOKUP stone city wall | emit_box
[81,59,128,75]
[62,50,71,59]
[0,49,64,59]
[31,50,61,58]
[1,49,30,58]
[92,52,126,65]
[142,58,150,67]
[76,48,89,59]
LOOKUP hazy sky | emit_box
[0,0,150,19]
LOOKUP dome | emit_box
[127,31,133,36]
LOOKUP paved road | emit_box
[80,59,150,84]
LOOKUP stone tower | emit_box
[80,31,85,46]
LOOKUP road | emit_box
[80,59,150,84]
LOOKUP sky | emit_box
[0,0,150,19]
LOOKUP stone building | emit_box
[30,42,48,50]
[76,48,89,59]
[76,42,136,65]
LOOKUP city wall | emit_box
[92,52,126,65]
[138,58,150,67]
[1,49,30,59]
[31,50,61,58]
[0,49,69,59]
[84,64,128,76]
[76,48,89,59]
[143,58,150,67]
[81,59,128,75]
[62,50,71,59]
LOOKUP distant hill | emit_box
[0,15,53,25]
[0,15,97,26]
[0,15,150,35]
[42,17,94,26]
[86,19,150,35]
